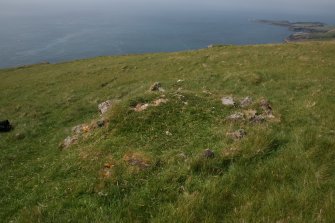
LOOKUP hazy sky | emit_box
[1,0,335,16]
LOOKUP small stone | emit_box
[121,65,129,70]
[103,162,114,169]
[226,129,246,140]
[221,96,235,106]
[244,109,257,120]
[0,120,12,132]
[203,149,215,159]
[98,100,113,115]
[15,132,25,140]
[98,192,108,197]
[72,125,84,135]
[134,103,149,112]
[96,119,106,128]
[177,153,187,160]
[226,112,244,121]
[59,135,78,149]
[165,130,172,136]
[82,125,90,133]
[267,114,275,119]
[222,147,241,158]
[150,82,165,92]
[177,79,184,83]
[260,98,272,115]
[240,97,253,108]
[153,98,168,106]
[251,115,266,123]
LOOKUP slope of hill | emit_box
[0,41,334,222]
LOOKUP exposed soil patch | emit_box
[123,152,151,171]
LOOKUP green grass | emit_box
[0,41,335,222]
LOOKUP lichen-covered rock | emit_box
[221,96,235,106]
[98,100,113,115]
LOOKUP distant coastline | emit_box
[257,20,335,42]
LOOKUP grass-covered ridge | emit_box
[0,41,335,222]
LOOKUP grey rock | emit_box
[98,100,113,115]
[59,135,78,149]
[72,125,84,135]
[221,96,235,106]
[240,97,253,108]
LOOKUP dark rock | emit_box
[203,149,215,159]
[96,119,106,128]
[0,120,12,132]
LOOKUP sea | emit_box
[0,6,334,68]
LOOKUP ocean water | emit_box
[0,8,334,68]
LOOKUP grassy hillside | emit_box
[0,41,334,222]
